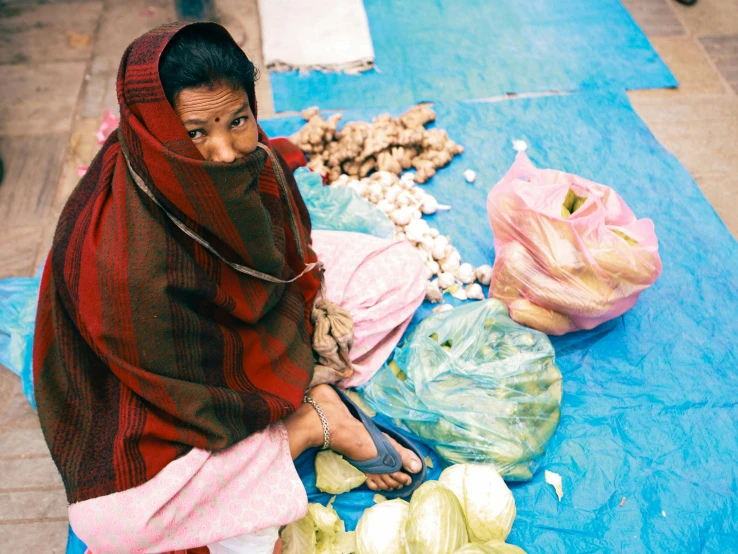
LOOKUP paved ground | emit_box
[0,0,737,550]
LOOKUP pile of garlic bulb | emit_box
[330,171,493,305]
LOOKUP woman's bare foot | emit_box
[307,384,422,492]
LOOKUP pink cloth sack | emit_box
[487,152,662,335]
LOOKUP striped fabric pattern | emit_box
[32,22,321,504]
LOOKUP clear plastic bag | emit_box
[360,299,562,481]
[295,167,395,239]
[0,266,42,409]
[487,152,662,335]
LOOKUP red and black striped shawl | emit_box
[32,22,321,504]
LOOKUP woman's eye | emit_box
[187,130,203,139]
[232,117,247,128]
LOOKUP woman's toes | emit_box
[366,475,389,491]
[379,474,405,490]
[386,435,422,474]
[366,474,405,491]
[390,470,412,486]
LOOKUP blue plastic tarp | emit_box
[20,88,738,552]
[270,0,677,112]
[65,524,87,554]
[261,90,738,552]
[0,265,42,409]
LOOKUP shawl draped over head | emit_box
[32,22,321,504]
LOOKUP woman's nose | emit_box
[209,136,238,163]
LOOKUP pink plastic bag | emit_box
[487,152,662,335]
[95,109,120,145]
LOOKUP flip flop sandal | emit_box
[303,386,427,499]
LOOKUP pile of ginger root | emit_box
[289,105,464,184]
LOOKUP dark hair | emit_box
[159,24,258,116]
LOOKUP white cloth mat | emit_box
[258,0,375,74]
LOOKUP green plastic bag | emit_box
[295,167,394,239]
[360,299,562,480]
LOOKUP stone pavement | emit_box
[0,0,736,550]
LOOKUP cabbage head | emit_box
[309,503,342,538]
[281,513,317,554]
[405,481,469,554]
[454,540,527,553]
[355,498,410,554]
[282,502,354,554]
[315,450,367,494]
[439,464,516,542]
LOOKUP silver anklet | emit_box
[304,395,331,450]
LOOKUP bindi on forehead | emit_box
[215,117,220,122]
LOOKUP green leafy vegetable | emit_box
[355,498,410,554]
[405,481,469,554]
[439,464,516,542]
[282,512,317,554]
[315,451,367,495]
[309,503,342,537]
[282,502,354,554]
[360,299,562,478]
[454,540,527,553]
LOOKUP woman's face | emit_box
[174,81,258,162]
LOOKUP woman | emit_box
[33,22,427,554]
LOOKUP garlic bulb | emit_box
[377,199,394,214]
[407,220,430,237]
[367,182,383,198]
[421,195,451,215]
[456,263,475,284]
[396,192,412,207]
[425,260,440,276]
[432,304,453,313]
[390,207,414,226]
[466,283,485,300]
[463,169,477,183]
[444,243,459,256]
[410,187,426,201]
[432,235,449,252]
[437,272,456,290]
[325,171,481,303]
[440,252,461,274]
[400,177,416,190]
[419,236,435,253]
[384,185,400,203]
[348,180,367,196]
[475,264,493,286]
[425,281,443,303]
